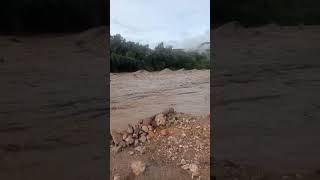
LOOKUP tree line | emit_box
[110,34,210,72]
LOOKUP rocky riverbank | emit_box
[110,109,210,180]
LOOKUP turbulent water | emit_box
[110,69,210,130]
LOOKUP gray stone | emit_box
[134,127,141,135]
[142,125,149,133]
[155,113,166,126]
[139,134,147,143]
[119,141,126,148]
[127,124,134,134]
[134,139,139,146]
[125,135,134,145]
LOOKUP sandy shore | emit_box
[213,23,320,176]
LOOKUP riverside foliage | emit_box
[110,34,210,72]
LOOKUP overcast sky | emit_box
[110,0,210,49]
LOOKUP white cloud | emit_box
[110,0,210,49]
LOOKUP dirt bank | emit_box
[110,111,210,180]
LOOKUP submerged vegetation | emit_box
[110,34,210,72]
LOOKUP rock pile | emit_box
[110,108,175,151]
[110,109,210,179]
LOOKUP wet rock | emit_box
[131,161,146,176]
[155,113,166,126]
[125,135,134,145]
[113,175,121,180]
[127,124,134,134]
[142,125,149,133]
[139,134,147,143]
[111,130,123,145]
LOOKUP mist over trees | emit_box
[110,34,210,72]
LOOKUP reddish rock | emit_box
[142,118,153,126]
[147,131,155,140]
[160,129,168,136]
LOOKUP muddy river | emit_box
[110,69,210,129]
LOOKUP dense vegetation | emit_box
[110,34,210,72]
[213,0,320,27]
[0,0,106,34]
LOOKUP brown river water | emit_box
[110,69,210,130]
